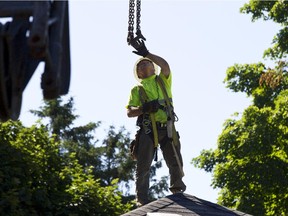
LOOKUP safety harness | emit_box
[156,76,179,147]
[138,75,184,176]
[138,75,179,145]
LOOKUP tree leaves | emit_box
[0,120,134,215]
[192,1,288,215]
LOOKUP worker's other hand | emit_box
[142,100,160,113]
[131,39,149,57]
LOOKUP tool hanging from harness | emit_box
[127,0,146,46]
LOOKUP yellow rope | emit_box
[156,77,179,146]
[138,86,159,148]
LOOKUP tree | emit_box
[30,97,104,178]
[241,0,288,89]
[97,125,136,190]
[240,1,288,60]
[0,121,66,215]
[193,68,288,216]
[0,120,132,215]
[59,153,132,215]
[192,1,288,215]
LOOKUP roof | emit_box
[122,193,253,216]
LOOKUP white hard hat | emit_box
[133,57,159,83]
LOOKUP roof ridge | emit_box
[121,193,253,216]
[166,193,252,215]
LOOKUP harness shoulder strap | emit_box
[138,85,158,148]
[156,76,172,110]
[138,85,148,103]
[156,76,179,146]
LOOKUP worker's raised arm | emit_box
[131,39,170,78]
[146,52,170,78]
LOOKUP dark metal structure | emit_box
[0,1,70,122]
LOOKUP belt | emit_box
[156,122,167,128]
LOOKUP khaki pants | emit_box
[135,128,186,205]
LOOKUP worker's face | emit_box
[136,60,155,79]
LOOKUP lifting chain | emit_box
[127,0,146,45]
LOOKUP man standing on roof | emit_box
[126,39,186,206]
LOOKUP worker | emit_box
[126,39,186,206]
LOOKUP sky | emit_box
[18,0,280,203]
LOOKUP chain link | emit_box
[127,0,135,44]
[136,0,141,32]
[127,0,145,45]
[128,0,134,35]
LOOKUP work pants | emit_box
[135,127,186,205]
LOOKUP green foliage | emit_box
[240,1,288,60]
[149,175,169,200]
[31,98,136,190]
[0,120,133,215]
[224,61,288,108]
[240,1,287,23]
[224,63,265,96]
[193,91,288,215]
[259,61,288,89]
[60,153,133,215]
[0,121,64,215]
[98,125,136,189]
[30,97,78,136]
[193,2,288,215]
[195,57,288,216]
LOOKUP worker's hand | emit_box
[142,100,160,113]
[131,39,149,57]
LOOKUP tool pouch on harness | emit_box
[130,128,141,161]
